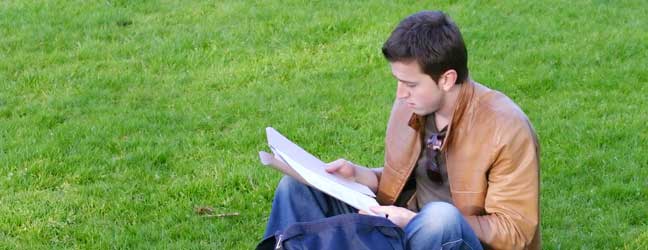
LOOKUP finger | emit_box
[326,159,347,167]
[367,206,389,217]
[325,159,346,173]
[325,164,340,173]
[369,206,385,213]
[358,210,369,215]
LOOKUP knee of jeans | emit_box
[275,176,308,196]
[420,202,462,220]
[407,202,463,235]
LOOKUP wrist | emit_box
[371,167,383,180]
[348,162,379,192]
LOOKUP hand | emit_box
[367,206,417,228]
[325,159,358,181]
[325,158,379,192]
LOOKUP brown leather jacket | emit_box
[377,81,540,249]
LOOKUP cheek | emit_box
[414,91,436,104]
[416,91,442,109]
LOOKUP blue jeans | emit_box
[263,176,483,250]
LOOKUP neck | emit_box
[436,82,463,121]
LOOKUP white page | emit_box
[273,147,380,214]
[266,127,375,197]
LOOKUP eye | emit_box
[398,80,417,88]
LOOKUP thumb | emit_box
[325,159,346,173]
[325,164,339,173]
[369,206,386,214]
[367,206,389,217]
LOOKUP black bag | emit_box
[257,213,407,250]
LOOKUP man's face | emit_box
[390,60,444,116]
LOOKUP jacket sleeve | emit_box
[464,118,540,250]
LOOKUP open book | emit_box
[259,127,380,215]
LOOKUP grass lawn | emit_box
[1,0,646,249]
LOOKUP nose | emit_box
[396,82,409,99]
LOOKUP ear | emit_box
[438,69,457,91]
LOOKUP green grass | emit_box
[1,0,646,249]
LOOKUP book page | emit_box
[266,127,376,197]
[273,147,380,214]
[265,127,380,214]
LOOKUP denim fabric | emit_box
[261,176,483,250]
[405,202,483,250]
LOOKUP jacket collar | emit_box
[407,81,475,151]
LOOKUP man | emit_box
[262,10,540,250]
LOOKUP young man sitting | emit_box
[262,10,540,250]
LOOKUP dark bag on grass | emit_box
[256,213,407,250]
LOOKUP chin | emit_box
[412,110,428,116]
[413,110,433,116]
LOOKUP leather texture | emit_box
[377,81,541,250]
